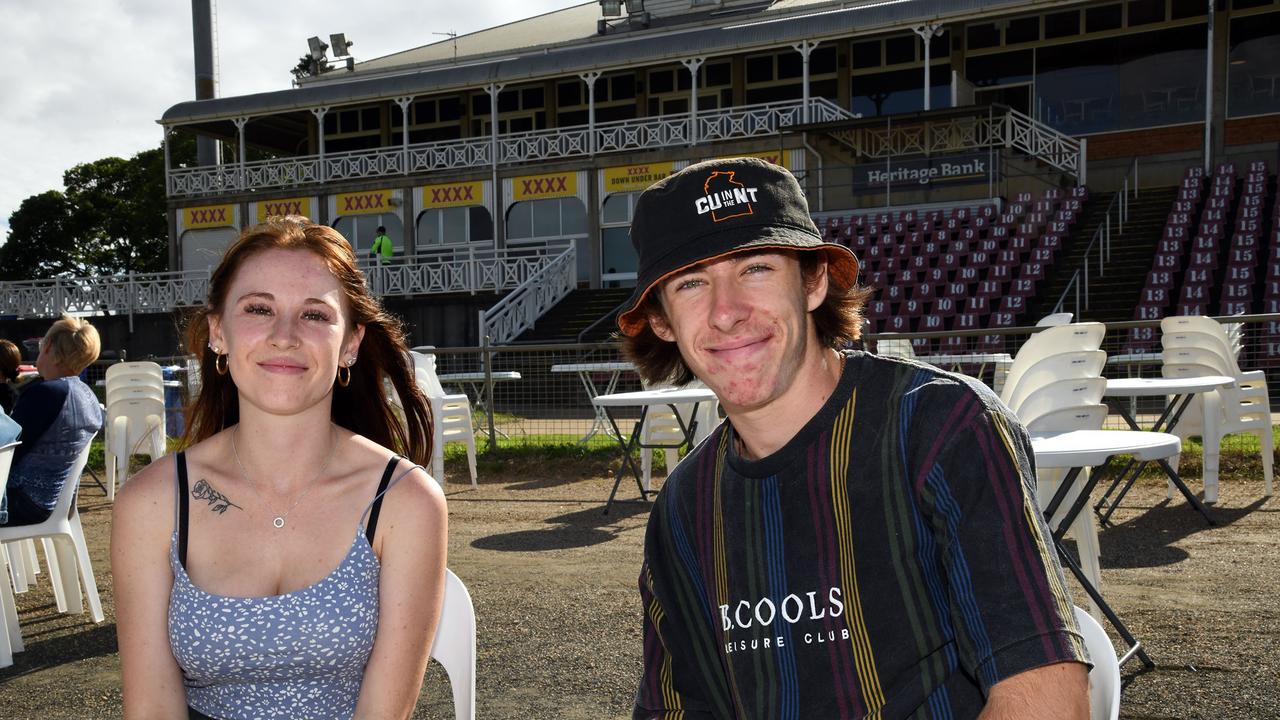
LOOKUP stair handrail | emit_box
[1053,158,1140,318]
[575,297,631,344]
[478,241,576,346]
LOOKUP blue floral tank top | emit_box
[167,452,405,719]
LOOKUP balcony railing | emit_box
[0,241,573,320]
[166,98,855,199]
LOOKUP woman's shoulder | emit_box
[113,451,180,529]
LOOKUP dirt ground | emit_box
[0,450,1277,719]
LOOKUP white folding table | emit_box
[1097,375,1234,524]
[549,361,637,443]
[592,386,717,514]
[1031,429,1184,670]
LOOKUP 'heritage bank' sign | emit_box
[852,153,997,193]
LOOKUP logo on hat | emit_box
[696,171,758,223]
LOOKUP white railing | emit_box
[166,98,856,199]
[478,242,576,346]
[1054,159,1140,318]
[0,243,570,320]
[0,270,211,319]
[828,105,1085,184]
[1001,109,1086,183]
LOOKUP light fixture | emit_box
[600,0,623,17]
[307,36,329,62]
[329,33,354,58]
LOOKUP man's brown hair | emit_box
[620,251,872,386]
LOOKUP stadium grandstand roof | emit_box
[161,0,1082,126]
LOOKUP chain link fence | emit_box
[75,314,1280,460]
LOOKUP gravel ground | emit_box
[0,450,1277,719]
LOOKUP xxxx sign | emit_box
[422,181,483,210]
[183,204,236,230]
[255,197,312,223]
[603,162,676,194]
[513,172,576,201]
[334,189,395,215]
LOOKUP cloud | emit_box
[0,0,581,244]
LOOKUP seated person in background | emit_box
[2,315,104,526]
[0,338,21,414]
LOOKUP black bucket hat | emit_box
[617,156,860,336]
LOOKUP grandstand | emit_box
[1,0,1278,362]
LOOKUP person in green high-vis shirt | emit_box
[370,226,392,294]
[371,226,393,264]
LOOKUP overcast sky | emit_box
[0,0,583,245]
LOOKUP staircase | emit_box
[511,287,634,344]
[1029,186,1178,325]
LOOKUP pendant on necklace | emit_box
[273,517,286,529]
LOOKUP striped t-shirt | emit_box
[634,352,1086,719]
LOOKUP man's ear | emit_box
[647,311,676,342]
[805,258,830,313]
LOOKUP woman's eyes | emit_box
[242,304,331,322]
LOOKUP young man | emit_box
[619,157,1089,719]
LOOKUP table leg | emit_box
[1053,535,1155,669]
[602,406,653,515]
[1097,394,1211,525]
[1040,465,1155,669]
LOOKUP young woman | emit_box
[113,217,446,719]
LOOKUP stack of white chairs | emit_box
[1159,315,1274,503]
[1001,323,1110,613]
[874,335,917,360]
[0,440,105,669]
[408,351,477,488]
[103,361,168,500]
[637,380,720,491]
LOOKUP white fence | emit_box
[166,98,856,198]
[0,242,573,320]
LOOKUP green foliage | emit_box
[2,136,196,281]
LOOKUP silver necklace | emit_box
[231,425,337,529]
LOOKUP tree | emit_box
[0,137,189,281]
[0,191,89,280]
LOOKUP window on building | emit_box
[1228,11,1280,117]
[416,206,493,247]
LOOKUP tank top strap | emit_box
[361,455,420,544]
[174,451,190,569]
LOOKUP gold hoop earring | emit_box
[337,363,351,387]
[215,353,229,376]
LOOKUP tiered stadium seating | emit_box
[818,187,1087,353]
[1127,161,1277,356]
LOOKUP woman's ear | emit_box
[207,313,225,352]
[344,324,366,362]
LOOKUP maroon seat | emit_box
[1019,262,1046,281]
[976,280,1002,298]
[1009,277,1038,297]
[999,296,1026,314]
[1147,269,1175,289]
[1124,325,1158,354]
[884,284,906,303]
[955,266,980,284]
[899,298,925,318]
[952,312,982,331]
[925,266,949,285]
[912,283,938,303]
[939,334,969,353]
[963,297,990,315]
[1140,286,1171,306]
[884,315,912,334]
[866,299,891,320]
[918,314,946,332]
[931,297,958,316]
[1134,302,1164,321]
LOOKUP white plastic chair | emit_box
[638,382,720,491]
[104,395,167,501]
[0,441,20,668]
[1001,323,1106,406]
[105,361,163,386]
[1159,316,1273,501]
[409,352,477,488]
[1035,311,1074,326]
[1074,605,1121,720]
[1022,402,1109,619]
[433,568,476,720]
[105,383,165,408]
[0,440,104,656]
[1001,350,1108,410]
[1008,377,1107,426]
